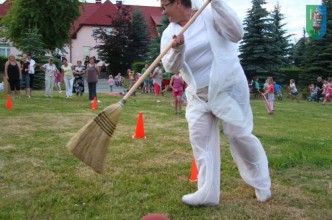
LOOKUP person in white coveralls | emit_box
[160,0,272,206]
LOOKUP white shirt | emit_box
[28,59,36,74]
[43,63,57,77]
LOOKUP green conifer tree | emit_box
[239,0,279,80]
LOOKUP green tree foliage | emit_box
[95,5,134,74]
[300,0,332,83]
[270,3,293,67]
[19,28,45,57]
[239,0,281,80]
[146,16,170,63]
[129,7,149,62]
[292,28,307,67]
[1,0,81,51]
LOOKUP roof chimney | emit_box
[96,0,101,3]
[116,1,122,5]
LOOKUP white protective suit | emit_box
[161,0,271,205]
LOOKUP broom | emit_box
[66,0,211,174]
[261,93,272,114]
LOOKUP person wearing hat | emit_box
[42,58,58,97]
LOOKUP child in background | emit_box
[323,77,332,105]
[289,79,300,102]
[274,82,282,100]
[308,84,317,101]
[169,72,184,114]
[55,70,62,93]
[263,77,275,114]
[108,75,114,92]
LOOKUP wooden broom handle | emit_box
[122,0,211,101]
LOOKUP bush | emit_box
[131,61,145,74]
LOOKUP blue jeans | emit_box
[22,74,30,88]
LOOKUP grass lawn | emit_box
[0,90,331,220]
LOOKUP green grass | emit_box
[0,91,331,220]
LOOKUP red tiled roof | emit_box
[0,3,11,18]
[82,0,118,26]
[131,6,163,36]
[71,3,101,38]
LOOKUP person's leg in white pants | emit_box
[49,76,55,97]
[68,78,74,97]
[45,76,50,96]
[182,94,271,206]
[183,98,221,206]
[64,78,70,97]
[222,121,271,202]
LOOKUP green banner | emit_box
[306,5,327,39]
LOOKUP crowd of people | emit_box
[250,76,332,105]
[3,54,101,103]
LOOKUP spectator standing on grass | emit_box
[86,57,100,103]
[115,72,123,87]
[73,60,85,97]
[4,54,22,98]
[289,79,299,102]
[27,53,36,96]
[41,58,57,97]
[263,77,275,114]
[108,75,114,92]
[61,58,74,98]
[160,0,271,206]
[316,77,324,103]
[169,72,184,114]
[152,62,163,103]
[21,55,31,97]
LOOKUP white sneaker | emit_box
[255,189,272,202]
[97,100,101,103]
[182,191,219,206]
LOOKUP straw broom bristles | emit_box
[67,101,123,174]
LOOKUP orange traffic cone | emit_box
[132,112,146,139]
[189,159,198,182]
[6,95,12,110]
[91,96,97,110]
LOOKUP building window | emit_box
[92,27,101,38]
[105,28,112,35]
[0,43,11,57]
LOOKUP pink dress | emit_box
[172,75,183,97]
[55,71,61,83]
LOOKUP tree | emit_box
[1,0,81,51]
[292,28,307,67]
[129,7,149,62]
[19,28,45,57]
[300,0,332,83]
[95,4,133,74]
[270,2,292,68]
[146,16,170,63]
[239,0,280,80]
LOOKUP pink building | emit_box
[0,0,163,64]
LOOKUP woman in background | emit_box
[86,57,100,103]
[4,54,22,98]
